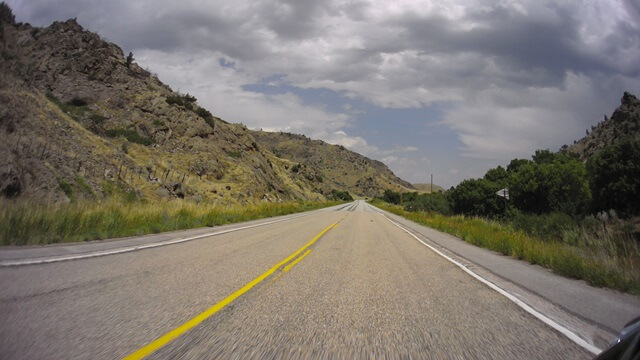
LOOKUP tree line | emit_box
[379,137,640,219]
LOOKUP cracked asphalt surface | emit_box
[1,201,593,359]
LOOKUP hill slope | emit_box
[252,131,415,198]
[0,11,411,204]
[411,183,444,193]
[567,92,640,160]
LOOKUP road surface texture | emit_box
[1,200,637,359]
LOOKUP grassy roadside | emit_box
[371,200,640,295]
[0,199,342,246]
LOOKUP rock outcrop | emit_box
[568,92,640,160]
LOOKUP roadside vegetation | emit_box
[0,197,341,246]
[372,139,640,294]
[331,189,354,201]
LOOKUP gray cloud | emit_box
[7,0,640,186]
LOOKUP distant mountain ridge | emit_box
[0,7,413,203]
[411,183,444,193]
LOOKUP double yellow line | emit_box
[123,221,339,359]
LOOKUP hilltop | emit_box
[411,183,444,193]
[252,131,415,198]
[566,92,640,160]
[0,7,412,204]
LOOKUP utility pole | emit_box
[430,174,433,194]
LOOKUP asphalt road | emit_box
[1,200,636,359]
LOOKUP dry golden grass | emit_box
[0,198,340,246]
[373,201,640,294]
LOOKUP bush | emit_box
[226,150,242,158]
[195,107,215,129]
[331,189,353,201]
[166,94,197,110]
[380,189,401,204]
[404,193,451,215]
[105,128,154,146]
[449,178,502,217]
[58,179,74,199]
[195,107,212,119]
[509,150,591,215]
[90,113,106,125]
[587,137,640,217]
[46,93,89,121]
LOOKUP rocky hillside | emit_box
[567,92,640,160]
[252,131,415,198]
[0,7,412,204]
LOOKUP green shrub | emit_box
[331,189,353,201]
[509,150,591,215]
[166,93,197,110]
[90,113,106,125]
[449,178,502,217]
[380,189,401,204]
[195,106,214,125]
[404,192,451,215]
[102,181,139,203]
[587,137,640,217]
[58,179,74,199]
[105,128,154,145]
[226,150,242,158]
[46,93,89,121]
[75,176,94,197]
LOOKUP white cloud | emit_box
[135,49,351,140]
[444,72,638,160]
[381,156,398,164]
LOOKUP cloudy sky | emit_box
[8,0,640,187]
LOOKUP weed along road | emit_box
[1,201,638,359]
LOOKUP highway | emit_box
[1,200,638,359]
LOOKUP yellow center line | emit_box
[122,221,340,360]
[282,249,312,272]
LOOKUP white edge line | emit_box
[0,212,313,267]
[379,211,603,355]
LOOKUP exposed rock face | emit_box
[568,92,640,160]
[0,8,413,204]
